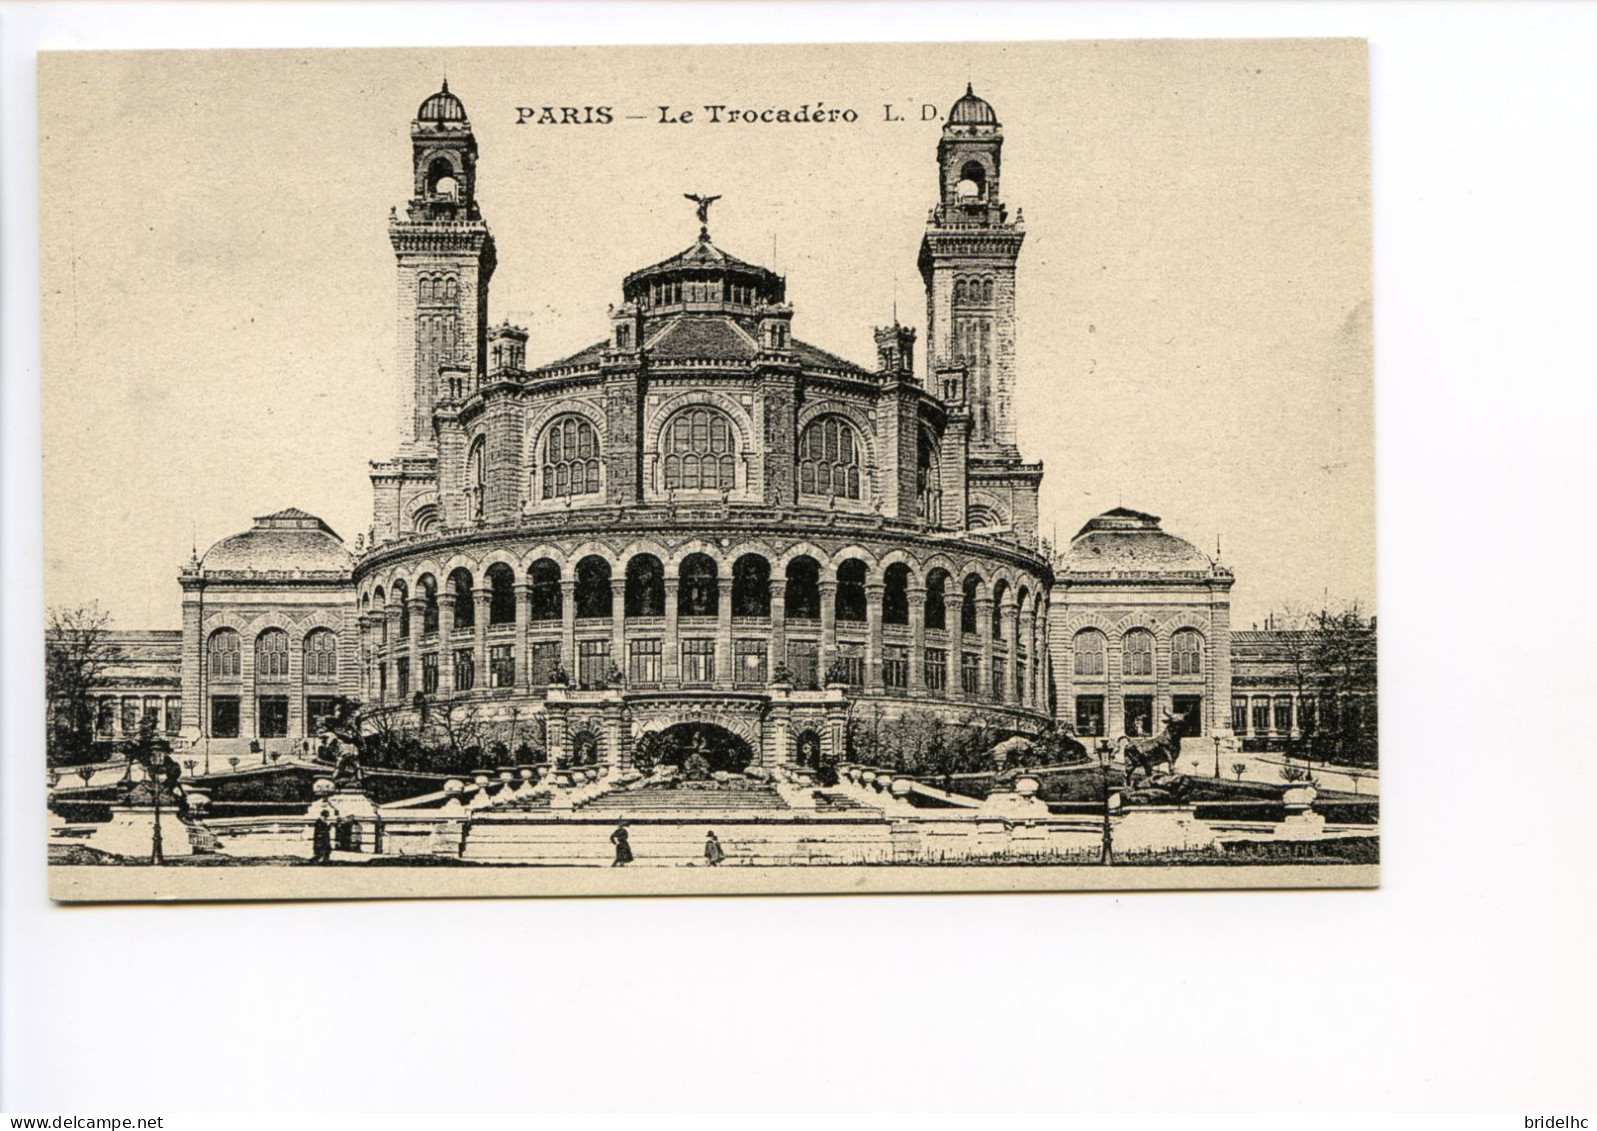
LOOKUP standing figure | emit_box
[704,830,725,866]
[311,807,335,864]
[610,822,633,866]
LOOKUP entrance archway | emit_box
[651,722,754,776]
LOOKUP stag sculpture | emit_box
[1116,711,1188,785]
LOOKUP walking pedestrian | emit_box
[704,830,725,866]
[610,821,633,866]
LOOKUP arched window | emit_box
[372,587,386,643]
[957,160,986,201]
[1073,630,1107,678]
[1123,629,1155,678]
[466,438,485,520]
[678,554,719,617]
[418,575,439,635]
[785,556,821,621]
[255,628,289,681]
[528,559,561,620]
[799,416,862,500]
[541,415,601,499]
[208,628,241,679]
[925,569,949,631]
[883,563,911,626]
[449,568,475,631]
[625,554,665,618]
[575,556,613,619]
[486,562,517,625]
[1172,629,1204,677]
[413,506,439,535]
[392,580,410,639]
[835,559,868,623]
[991,581,1009,640]
[663,407,736,492]
[961,575,981,636]
[304,629,338,681]
[732,554,771,617]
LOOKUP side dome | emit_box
[1065,508,1212,572]
[417,80,468,124]
[948,83,999,126]
[200,508,353,573]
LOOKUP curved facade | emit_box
[348,82,1051,768]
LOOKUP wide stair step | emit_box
[581,786,788,811]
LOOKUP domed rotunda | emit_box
[345,82,1051,771]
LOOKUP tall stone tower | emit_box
[371,82,497,545]
[389,81,496,448]
[918,84,1025,457]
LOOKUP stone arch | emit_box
[774,540,830,573]
[561,540,622,573]
[665,538,729,574]
[1155,609,1213,642]
[874,548,922,587]
[518,543,569,572]
[823,543,880,582]
[965,493,1011,532]
[647,389,757,455]
[475,547,523,575]
[1062,611,1118,637]
[403,558,445,590]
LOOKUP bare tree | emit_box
[45,604,115,766]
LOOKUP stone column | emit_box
[1003,601,1020,706]
[976,596,995,704]
[356,614,374,702]
[715,574,734,689]
[944,593,965,700]
[438,593,456,695]
[819,580,838,676]
[865,581,885,693]
[770,587,788,673]
[1107,636,1124,739]
[385,605,403,701]
[516,583,535,690]
[407,598,425,698]
[473,588,491,692]
[560,579,577,681]
[907,587,926,695]
[610,599,626,689]
[1018,606,1035,708]
[662,578,680,686]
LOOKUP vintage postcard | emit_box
[41,41,1375,900]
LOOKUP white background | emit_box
[3,1,1594,1115]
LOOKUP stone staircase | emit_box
[579,785,788,812]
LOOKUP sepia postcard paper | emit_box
[40,40,1375,901]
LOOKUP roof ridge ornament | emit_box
[684,192,722,241]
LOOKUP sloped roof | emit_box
[1066,508,1211,573]
[202,510,352,573]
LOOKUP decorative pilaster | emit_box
[516,583,534,691]
[559,580,577,679]
[1019,607,1036,708]
[944,593,965,700]
[770,588,788,669]
[819,580,838,674]
[976,596,995,704]
[715,576,734,690]
[907,587,926,695]
[865,581,885,693]
[473,588,491,691]
[662,579,680,686]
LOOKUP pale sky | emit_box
[40,40,1372,631]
